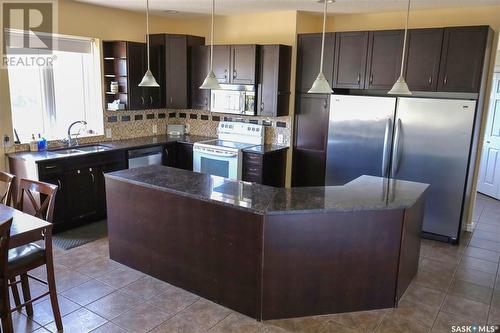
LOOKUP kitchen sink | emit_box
[50,144,112,156]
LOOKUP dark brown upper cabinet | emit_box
[257,45,292,117]
[126,42,147,110]
[149,34,205,109]
[334,31,368,89]
[190,45,210,110]
[365,30,404,90]
[403,28,444,92]
[296,33,335,93]
[232,45,258,84]
[213,45,231,84]
[213,45,258,85]
[438,26,490,93]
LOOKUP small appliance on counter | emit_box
[107,99,125,111]
[193,121,265,180]
[210,84,256,116]
[167,124,187,136]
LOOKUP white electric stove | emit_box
[193,122,265,180]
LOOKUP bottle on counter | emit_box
[29,134,38,152]
[37,134,47,151]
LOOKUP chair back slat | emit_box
[0,218,12,279]
[17,179,58,222]
[0,171,15,207]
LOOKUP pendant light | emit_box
[200,0,222,90]
[139,0,160,87]
[388,0,412,95]
[308,0,333,94]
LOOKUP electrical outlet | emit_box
[106,128,112,139]
[277,134,284,145]
[152,124,157,134]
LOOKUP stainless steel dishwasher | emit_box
[127,146,163,169]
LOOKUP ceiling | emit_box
[76,0,500,16]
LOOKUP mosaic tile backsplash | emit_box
[14,108,291,152]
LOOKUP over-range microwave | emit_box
[210,84,256,116]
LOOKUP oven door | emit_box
[193,146,241,180]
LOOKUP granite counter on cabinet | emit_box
[105,165,428,321]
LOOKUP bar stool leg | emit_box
[1,278,13,333]
[20,274,33,316]
[9,278,21,310]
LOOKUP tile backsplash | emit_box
[13,108,291,152]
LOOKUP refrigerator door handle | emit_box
[391,118,402,178]
[381,118,392,177]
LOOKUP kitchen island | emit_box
[105,165,428,320]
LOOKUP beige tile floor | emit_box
[7,193,500,332]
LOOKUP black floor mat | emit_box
[53,220,107,250]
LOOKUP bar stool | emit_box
[0,171,15,206]
[6,179,62,332]
[0,218,13,332]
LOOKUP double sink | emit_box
[49,144,112,156]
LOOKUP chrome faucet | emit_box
[67,121,87,147]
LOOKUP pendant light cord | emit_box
[399,0,411,76]
[210,0,215,71]
[319,0,327,73]
[146,0,151,71]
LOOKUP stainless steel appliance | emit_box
[210,85,256,115]
[128,146,163,169]
[326,95,476,242]
[193,122,264,180]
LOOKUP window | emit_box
[7,31,103,143]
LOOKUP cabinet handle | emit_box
[90,172,95,183]
[260,103,264,111]
[57,179,62,190]
[357,73,360,84]
[141,97,145,105]
[77,169,81,174]
[444,75,447,85]
[224,69,228,80]
[323,100,328,109]
[233,69,237,79]
[204,98,208,106]
[170,97,173,104]
[428,76,432,85]
[150,96,153,104]
[370,74,374,84]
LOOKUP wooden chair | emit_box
[0,217,13,332]
[0,171,15,207]
[7,179,62,332]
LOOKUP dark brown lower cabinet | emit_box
[292,149,326,187]
[242,149,287,187]
[175,143,194,171]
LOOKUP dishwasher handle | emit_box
[127,146,163,159]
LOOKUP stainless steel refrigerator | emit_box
[326,95,476,242]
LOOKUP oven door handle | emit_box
[194,148,238,158]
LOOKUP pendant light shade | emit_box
[308,0,333,94]
[200,0,222,90]
[388,0,412,95]
[139,0,160,88]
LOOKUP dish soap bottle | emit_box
[37,134,47,151]
[29,134,38,152]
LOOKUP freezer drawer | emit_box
[392,98,476,240]
[326,95,397,185]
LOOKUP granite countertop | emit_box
[7,135,214,162]
[105,165,429,215]
[243,145,288,154]
[8,135,288,162]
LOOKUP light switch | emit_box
[106,128,112,138]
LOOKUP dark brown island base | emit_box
[105,165,428,321]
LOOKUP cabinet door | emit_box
[258,45,278,117]
[404,28,444,91]
[365,30,404,90]
[127,42,146,110]
[39,174,66,224]
[334,31,369,89]
[163,143,177,167]
[166,35,188,108]
[213,45,231,84]
[292,149,326,187]
[190,45,210,109]
[231,45,257,84]
[147,35,166,109]
[294,94,330,151]
[64,168,99,222]
[176,143,194,171]
[438,26,489,93]
[296,33,334,93]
